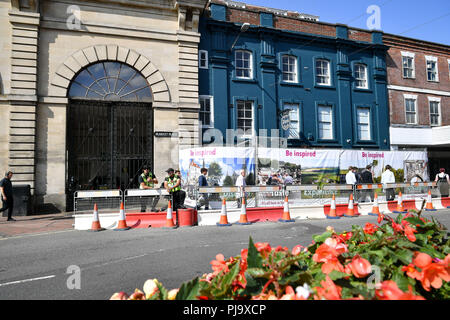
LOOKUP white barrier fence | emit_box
[72,182,437,213]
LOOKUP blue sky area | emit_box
[241,0,450,45]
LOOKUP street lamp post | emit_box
[231,22,250,50]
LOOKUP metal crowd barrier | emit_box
[124,189,171,212]
[74,189,123,213]
[73,182,437,213]
[195,182,438,209]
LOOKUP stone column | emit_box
[8,8,40,193]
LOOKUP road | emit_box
[1,210,449,300]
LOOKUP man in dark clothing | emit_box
[359,165,375,202]
[0,171,15,221]
[197,168,209,210]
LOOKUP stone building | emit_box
[384,33,450,175]
[0,0,207,211]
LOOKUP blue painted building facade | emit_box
[198,3,390,150]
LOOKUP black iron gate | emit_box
[66,100,153,210]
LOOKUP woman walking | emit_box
[434,168,450,198]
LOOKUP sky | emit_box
[239,0,450,45]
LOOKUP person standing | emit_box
[0,171,15,221]
[175,170,186,207]
[197,168,209,210]
[381,165,396,201]
[359,165,374,202]
[345,166,357,200]
[235,169,246,208]
[164,168,185,211]
[434,168,450,198]
[138,167,160,212]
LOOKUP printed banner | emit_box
[178,147,429,208]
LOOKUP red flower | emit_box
[403,224,417,242]
[401,264,422,281]
[392,221,403,233]
[410,252,450,291]
[420,263,450,291]
[413,252,432,269]
[321,256,345,275]
[274,245,288,252]
[210,254,229,275]
[347,255,372,278]
[255,242,272,259]
[375,280,425,300]
[335,232,353,243]
[291,245,304,256]
[314,276,342,300]
[377,212,384,224]
[363,223,378,235]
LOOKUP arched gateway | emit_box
[65,60,156,210]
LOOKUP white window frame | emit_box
[356,107,371,141]
[401,51,415,79]
[281,55,298,83]
[448,59,450,80]
[425,55,439,82]
[404,94,418,125]
[199,95,214,128]
[428,97,441,127]
[317,105,333,140]
[315,59,331,86]
[235,50,253,79]
[283,103,300,139]
[199,50,208,69]
[236,100,254,138]
[354,63,368,89]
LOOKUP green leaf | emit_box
[246,267,271,279]
[210,262,241,298]
[247,237,264,269]
[328,270,351,281]
[175,277,200,300]
[313,231,333,244]
[156,281,168,300]
[394,249,413,265]
[278,271,313,286]
[392,272,410,292]
[404,217,424,226]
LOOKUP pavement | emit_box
[0,213,74,238]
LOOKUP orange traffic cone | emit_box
[114,202,131,231]
[165,200,177,228]
[279,196,295,222]
[394,192,407,213]
[344,194,356,217]
[327,194,340,219]
[88,203,105,232]
[217,198,232,226]
[236,196,251,225]
[424,190,436,211]
[368,193,381,216]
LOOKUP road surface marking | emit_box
[0,275,56,287]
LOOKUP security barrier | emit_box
[72,181,444,230]
[74,189,123,213]
[124,188,171,213]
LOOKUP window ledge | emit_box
[314,84,336,90]
[353,87,372,93]
[232,78,257,84]
[280,81,303,87]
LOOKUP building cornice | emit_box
[206,18,388,51]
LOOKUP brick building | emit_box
[384,34,450,175]
[199,0,390,150]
